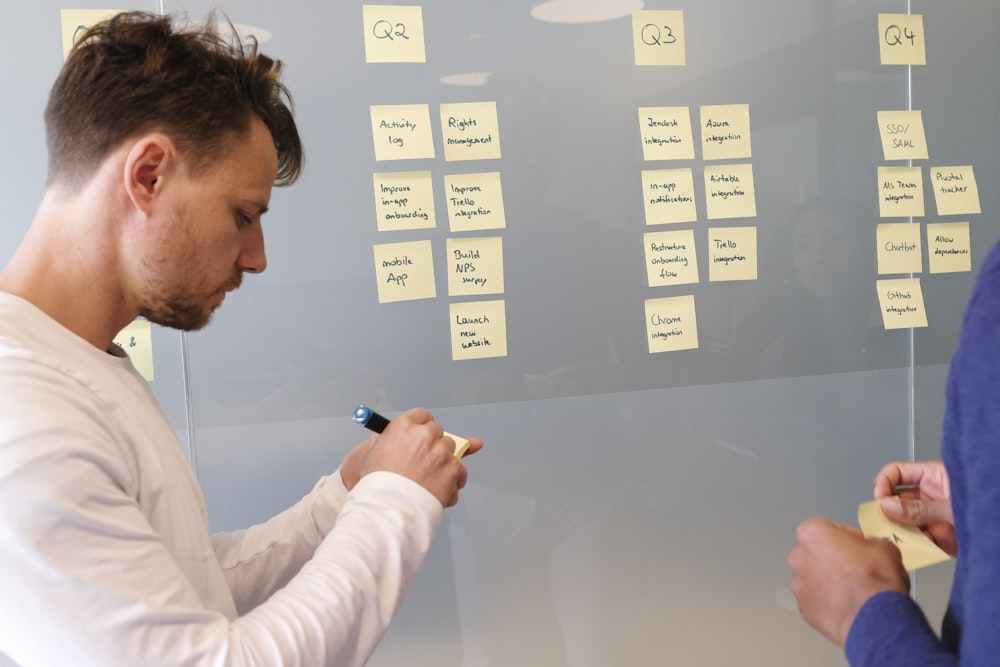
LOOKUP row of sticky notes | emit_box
[642,165,757,223]
[639,104,752,162]
[373,170,506,233]
[370,102,501,162]
[631,11,926,68]
[373,238,504,303]
[878,164,981,219]
[644,227,757,286]
[877,222,972,276]
[363,8,925,69]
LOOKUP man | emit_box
[0,11,481,666]
[788,235,1000,664]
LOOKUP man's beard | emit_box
[139,273,242,331]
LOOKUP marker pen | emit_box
[353,405,390,433]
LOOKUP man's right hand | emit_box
[358,408,482,508]
[873,460,956,556]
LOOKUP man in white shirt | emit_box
[0,11,482,666]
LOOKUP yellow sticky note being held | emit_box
[858,499,951,571]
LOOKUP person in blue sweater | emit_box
[788,238,1000,664]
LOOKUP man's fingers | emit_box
[880,496,953,526]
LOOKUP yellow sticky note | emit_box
[638,107,695,161]
[876,278,928,329]
[370,104,435,161]
[644,230,698,287]
[372,171,436,231]
[445,431,472,458]
[704,164,757,220]
[877,110,929,161]
[632,10,685,66]
[440,102,501,162]
[877,223,923,275]
[444,172,506,232]
[362,5,426,63]
[112,318,154,381]
[645,295,698,353]
[642,168,698,225]
[879,14,926,66]
[447,236,504,297]
[373,240,436,303]
[858,500,950,571]
[708,227,757,282]
[701,104,752,161]
[878,166,925,218]
[930,166,981,216]
[60,9,123,61]
[450,300,508,360]
[927,222,972,274]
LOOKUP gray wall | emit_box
[3,2,996,665]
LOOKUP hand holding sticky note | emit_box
[858,500,951,571]
[353,405,471,458]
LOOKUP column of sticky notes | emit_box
[874,13,979,331]
[633,11,759,354]
[364,5,508,361]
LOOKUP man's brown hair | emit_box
[45,11,303,190]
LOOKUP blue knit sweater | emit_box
[845,240,1000,666]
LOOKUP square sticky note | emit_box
[878,166,925,218]
[446,236,504,296]
[632,10,686,66]
[930,166,981,216]
[373,240,436,303]
[440,102,501,161]
[362,5,426,63]
[700,104,752,161]
[877,223,922,275]
[704,164,757,220]
[645,295,698,353]
[708,227,757,282]
[373,171,436,231]
[927,222,972,274]
[450,300,508,360]
[877,110,929,161]
[444,172,506,232]
[644,229,698,287]
[876,278,928,329]
[638,106,695,161]
[112,318,154,381]
[879,13,926,66]
[370,104,435,161]
[642,168,698,225]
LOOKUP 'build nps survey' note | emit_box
[858,500,951,571]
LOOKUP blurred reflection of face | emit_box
[789,207,858,300]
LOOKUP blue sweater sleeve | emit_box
[845,592,954,666]
[845,240,1000,667]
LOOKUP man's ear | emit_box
[122,134,176,216]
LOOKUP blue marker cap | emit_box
[353,405,372,425]
[353,405,390,433]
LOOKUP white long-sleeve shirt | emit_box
[0,292,443,666]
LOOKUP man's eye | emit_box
[236,211,252,227]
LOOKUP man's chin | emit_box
[140,303,216,332]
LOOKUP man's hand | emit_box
[788,517,910,646]
[350,408,482,507]
[874,460,956,556]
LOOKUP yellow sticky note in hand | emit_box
[445,432,471,459]
[858,500,951,571]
